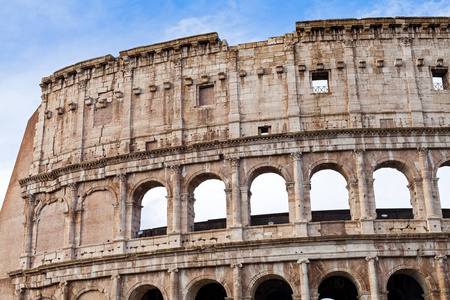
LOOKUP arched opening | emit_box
[318,276,358,300]
[250,173,289,226]
[437,165,450,218]
[254,278,293,300]
[132,181,167,238]
[140,187,167,235]
[129,285,164,300]
[141,289,164,300]
[195,282,227,300]
[310,169,350,222]
[193,179,227,231]
[373,168,412,219]
[387,273,424,300]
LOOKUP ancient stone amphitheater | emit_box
[1,16,450,300]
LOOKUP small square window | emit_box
[432,69,447,91]
[312,72,329,93]
[258,126,271,136]
[198,84,215,106]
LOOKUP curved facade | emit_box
[1,17,450,299]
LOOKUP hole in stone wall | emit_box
[310,170,350,221]
[193,179,226,230]
[373,168,412,219]
[250,173,289,225]
[437,166,450,217]
[140,187,167,230]
[312,71,329,93]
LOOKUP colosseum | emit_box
[0,16,449,300]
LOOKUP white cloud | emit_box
[357,0,450,18]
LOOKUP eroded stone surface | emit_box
[1,17,450,300]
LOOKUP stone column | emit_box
[284,34,301,132]
[228,158,242,227]
[298,259,310,300]
[418,148,436,217]
[60,281,70,300]
[401,37,424,127]
[354,150,374,234]
[354,150,370,219]
[65,183,78,259]
[118,173,127,239]
[21,194,36,269]
[172,58,184,144]
[342,38,363,128]
[169,268,179,300]
[227,49,241,138]
[291,153,308,236]
[14,287,24,300]
[366,256,380,300]
[171,166,182,233]
[111,274,121,300]
[291,153,306,221]
[418,148,441,232]
[231,263,243,300]
[435,255,448,300]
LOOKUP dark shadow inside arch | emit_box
[129,285,164,300]
[195,283,227,300]
[141,288,164,300]
[318,276,357,300]
[254,279,293,300]
[387,274,424,300]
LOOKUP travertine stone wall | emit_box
[1,17,450,300]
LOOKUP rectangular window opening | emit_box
[198,84,215,106]
[432,69,447,91]
[312,71,329,93]
[258,126,271,136]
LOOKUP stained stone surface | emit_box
[0,17,450,300]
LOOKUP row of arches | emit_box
[74,270,427,300]
[137,165,450,233]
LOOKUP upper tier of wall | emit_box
[28,17,450,180]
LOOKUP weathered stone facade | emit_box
[1,17,450,299]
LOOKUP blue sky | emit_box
[1,0,449,207]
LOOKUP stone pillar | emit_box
[14,287,24,300]
[418,148,436,217]
[303,181,312,221]
[354,150,370,219]
[366,256,380,300]
[291,153,308,236]
[172,58,184,144]
[354,150,374,234]
[291,153,306,221]
[418,148,441,232]
[60,281,69,300]
[435,255,448,300]
[342,38,363,128]
[231,263,243,300]
[228,158,242,227]
[401,37,424,126]
[21,194,36,269]
[111,274,121,300]
[227,49,241,138]
[284,34,301,132]
[171,166,182,233]
[298,259,310,300]
[169,268,179,300]
[66,183,78,259]
[118,173,127,239]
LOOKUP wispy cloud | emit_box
[356,0,450,18]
